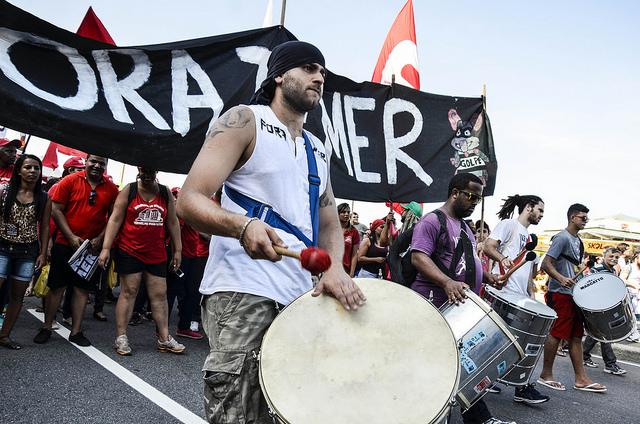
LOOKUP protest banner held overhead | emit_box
[0,1,496,202]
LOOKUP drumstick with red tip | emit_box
[499,251,537,281]
[273,246,332,275]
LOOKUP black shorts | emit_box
[48,243,101,292]
[115,248,167,278]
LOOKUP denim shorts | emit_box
[0,252,36,282]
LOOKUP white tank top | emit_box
[199,105,329,305]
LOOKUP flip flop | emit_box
[0,337,22,350]
[573,383,607,393]
[536,378,566,391]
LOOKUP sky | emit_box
[6,0,640,232]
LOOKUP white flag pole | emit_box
[262,0,274,27]
[280,0,287,26]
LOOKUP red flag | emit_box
[43,7,116,169]
[371,0,420,89]
[76,6,116,45]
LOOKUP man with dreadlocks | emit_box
[483,194,550,404]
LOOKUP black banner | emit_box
[0,1,496,202]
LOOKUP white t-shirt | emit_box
[199,105,329,305]
[489,219,533,296]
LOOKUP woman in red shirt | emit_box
[338,203,360,277]
[98,167,183,356]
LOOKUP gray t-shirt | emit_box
[546,229,583,295]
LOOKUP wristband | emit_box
[239,217,259,248]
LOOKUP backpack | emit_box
[389,209,474,288]
[388,210,449,287]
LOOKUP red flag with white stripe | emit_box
[371,0,420,90]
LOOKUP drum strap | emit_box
[431,209,477,288]
[223,130,320,248]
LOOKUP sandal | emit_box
[0,337,22,350]
[536,378,566,391]
[574,383,607,393]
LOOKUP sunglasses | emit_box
[573,215,589,222]
[88,190,97,206]
[458,190,482,204]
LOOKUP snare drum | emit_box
[483,286,557,386]
[573,273,637,343]
[440,290,524,410]
[259,278,460,424]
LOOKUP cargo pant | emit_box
[201,292,278,424]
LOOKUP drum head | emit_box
[485,286,557,318]
[573,273,627,310]
[259,278,459,424]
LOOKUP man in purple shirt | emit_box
[411,173,512,424]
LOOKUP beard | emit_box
[281,75,320,113]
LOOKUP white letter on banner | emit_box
[235,46,270,92]
[171,50,223,137]
[320,94,353,175]
[0,28,97,110]
[92,49,170,130]
[344,95,380,183]
[383,98,432,186]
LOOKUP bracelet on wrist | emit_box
[238,217,259,248]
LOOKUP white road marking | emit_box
[28,309,207,424]
[591,354,640,368]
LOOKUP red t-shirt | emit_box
[51,171,119,245]
[196,234,210,258]
[117,190,168,264]
[342,227,360,272]
[0,165,13,185]
[181,220,199,259]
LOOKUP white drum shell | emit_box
[483,287,557,386]
[259,278,460,424]
[573,273,637,343]
[440,290,525,409]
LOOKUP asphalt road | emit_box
[1,296,639,424]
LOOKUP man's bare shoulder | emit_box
[206,105,255,141]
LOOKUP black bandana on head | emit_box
[250,41,325,105]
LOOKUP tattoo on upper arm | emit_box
[205,107,252,140]
[319,191,334,208]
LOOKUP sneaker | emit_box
[514,384,550,404]
[157,336,186,354]
[114,335,132,356]
[69,331,91,347]
[584,359,598,368]
[484,418,516,424]
[176,328,204,340]
[486,384,502,394]
[604,364,627,375]
[129,313,143,326]
[33,328,52,344]
[51,322,60,330]
[63,317,73,326]
[190,321,199,332]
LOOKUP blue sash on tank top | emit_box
[223,130,320,247]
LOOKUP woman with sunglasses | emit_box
[98,167,184,356]
[0,155,50,349]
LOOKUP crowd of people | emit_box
[0,40,639,424]
[0,151,211,355]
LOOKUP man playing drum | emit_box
[411,173,515,424]
[483,194,550,404]
[538,204,606,393]
[177,41,366,423]
[582,247,627,375]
